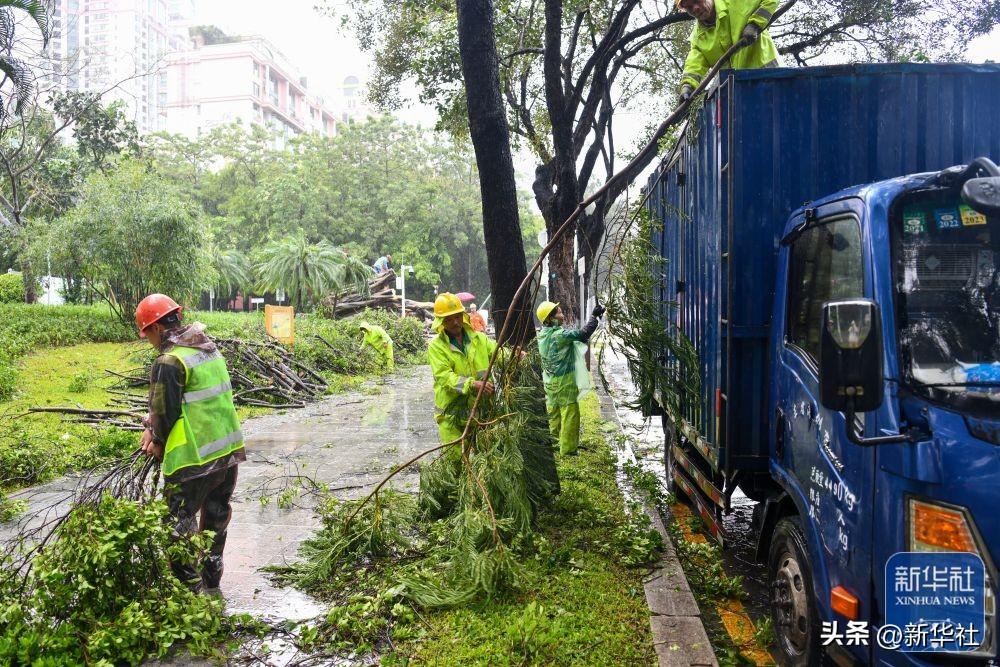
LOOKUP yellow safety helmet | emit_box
[434,292,466,319]
[536,301,559,324]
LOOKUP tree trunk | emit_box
[19,254,36,304]
[456,0,532,344]
[540,0,583,326]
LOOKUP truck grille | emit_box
[904,244,979,290]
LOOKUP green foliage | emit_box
[0,0,50,120]
[753,615,776,648]
[0,303,130,360]
[335,0,997,147]
[504,602,566,664]
[272,491,416,591]
[0,494,25,522]
[210,245,252,296]
[667,522,745,602]
[51,91,140,173]
[0,272,24,303]
[66,370,94,393]
[255,233,367,311]
[622,458,668,506]
[603,207,699,422]
[78,428,138,468]
[269,393,659,663]
[42,160,213,329]
[599,504,664,568]
[193,308,425,374]
[0,356,16,402]
[0,496,228,664]
[148,117,541,302]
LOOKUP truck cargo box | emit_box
[647,63,1000,533]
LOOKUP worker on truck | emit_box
[676,0,780,103]
[136,293,246,593]
[427,292,499,446]
[536,301,604,455]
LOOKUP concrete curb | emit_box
[596,386,719,667]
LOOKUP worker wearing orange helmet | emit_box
[675,0,780,103]
[135,293,245,593]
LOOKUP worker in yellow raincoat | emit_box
[676,0,779,103]
[536,301,604,455]
[358,322,394,371]
[427,293,498,445]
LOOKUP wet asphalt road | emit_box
[4,366,438,646]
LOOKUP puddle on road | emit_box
[362,402,390,426]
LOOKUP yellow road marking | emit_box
[670,502,775,666]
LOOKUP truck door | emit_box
[772,201,875,664]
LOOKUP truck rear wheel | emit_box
[769,517,821,666]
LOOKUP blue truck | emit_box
[645,63,1000,665]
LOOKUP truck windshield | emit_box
[891,190,1000,410]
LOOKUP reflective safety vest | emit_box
[163,345,244,477]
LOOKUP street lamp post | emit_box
[400,265,414,318]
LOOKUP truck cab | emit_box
[766,161,1000,665]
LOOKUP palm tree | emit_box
[255,234,365,311]
[0,1,50,119]
[211,247,252,298]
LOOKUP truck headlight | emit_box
[907,497,996,657]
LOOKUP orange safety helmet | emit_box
[135,293,182,337]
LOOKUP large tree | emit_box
[148,117,543,303]
[328,0,1000,322]
[42,160,212,328]
[456,0,532,342]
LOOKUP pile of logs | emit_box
[23,338,330,428]
[323,270,434,319]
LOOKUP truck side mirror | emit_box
[819,299,884,413]
[961,177,1000,216]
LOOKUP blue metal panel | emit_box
[646,63,1000,476]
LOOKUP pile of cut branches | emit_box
[0,449,241,664]
[20,335,330,429]
[217,337,328,408]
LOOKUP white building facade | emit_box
[46,0,192,134]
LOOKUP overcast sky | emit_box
[197,1,1000,190]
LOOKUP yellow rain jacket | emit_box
[680,0,779,90]
[359,323,395,371]
[427,316,497,444]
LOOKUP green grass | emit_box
[400,393,658,666]
[0,306,423,512]
[0,342,143,491]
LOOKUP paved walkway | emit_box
[5,365,438,623]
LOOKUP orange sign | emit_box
[264,305,295,344]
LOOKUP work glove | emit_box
[592,303,606,318]
[741,23,761,44]
[678,83,694,104]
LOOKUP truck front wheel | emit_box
[768,517,821,666]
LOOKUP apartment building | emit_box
[162,35,338,141]
[46,0,192,133]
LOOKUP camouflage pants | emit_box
[165,465,238,590]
